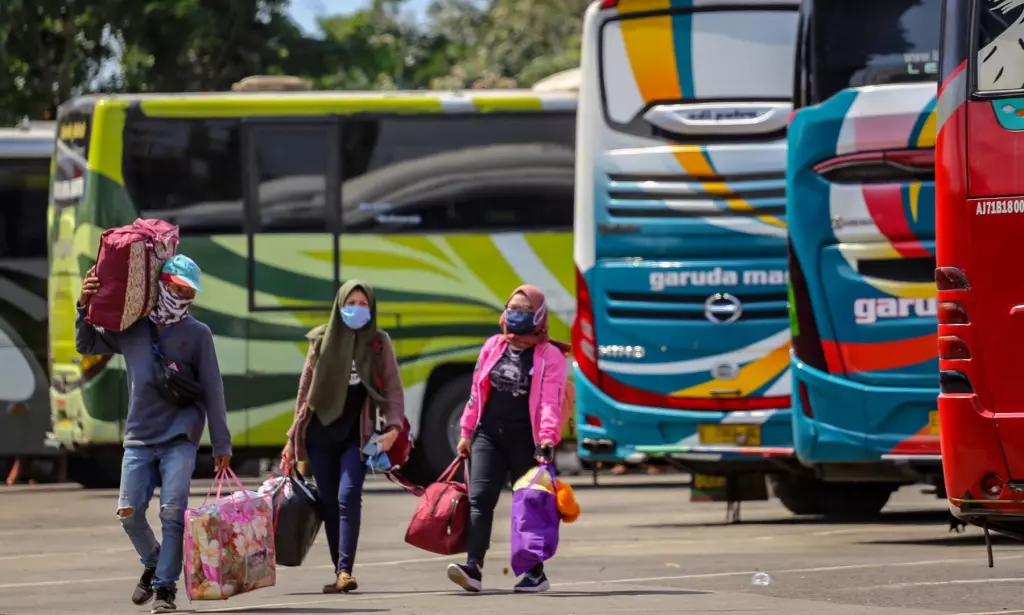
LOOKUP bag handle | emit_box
[385,470,426,497]
[270,465,309,534]
[447,454,470,484]
[525,462,556,490]
[386,455,471,497]
[201,467,250,507]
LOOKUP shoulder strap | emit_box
[386,470,425,496]
[371,332,386,426]
[147,320,164,358]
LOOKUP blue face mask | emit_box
[504,310,536,334]
[341,305,371,330]
[361,439,392,473]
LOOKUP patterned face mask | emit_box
[150,282,194,325]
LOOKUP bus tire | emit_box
[772,474,894,519]
[68,451,122,489]
[820,482,895,520]
[771,474,832,515]
[418,373,473,483]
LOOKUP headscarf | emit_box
[305,279,386,426]
[149,280,193,325]
[499,284,572,353]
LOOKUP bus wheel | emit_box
[820,483,895,520]
[770,474,832,515]
[67,451,122,489]
[418,373,472,482]
[772,474,894,519]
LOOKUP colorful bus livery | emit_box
[936,0,1024,540]
[574,0,801,485]
[786,0,943,514]
[47,88,578,487]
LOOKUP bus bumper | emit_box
[941,392,1024,533]
[574,365,796,473]
[793,359,942,478]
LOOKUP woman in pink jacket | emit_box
[446,284,569,594]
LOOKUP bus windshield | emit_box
[809,0,941,104]
[575,0,807,510]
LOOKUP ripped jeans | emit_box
[116,437,197,592]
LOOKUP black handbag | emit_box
[148,321,203,407]
[270,467,323,567]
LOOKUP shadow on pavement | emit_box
[539,589,709,598]
[197,605,385,609]
[569,480,691,492]
[859,532,1024,547]
[630,508,952,530]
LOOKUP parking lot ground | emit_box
[1,473,1022,615]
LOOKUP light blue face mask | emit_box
[341,305,371,329]
[362,439,392,474]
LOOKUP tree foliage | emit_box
[0,0,586,124]
[0,0,117,123]
[427,0,590,89]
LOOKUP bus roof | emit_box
[58,88,578,118]
[611,0,798,10]
[0,121,56,159]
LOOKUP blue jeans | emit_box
[117,438,197,592]
[306,442,366,574]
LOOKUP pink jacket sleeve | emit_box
[536,344,568,445]
[460,335,500,439]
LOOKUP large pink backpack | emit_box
[86,218,179,332]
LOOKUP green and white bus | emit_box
[47,84,578,487]
[1,119,57,477]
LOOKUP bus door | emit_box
[241,118,343,448]
[960,0,1024,478]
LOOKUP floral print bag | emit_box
[184,468,277,601]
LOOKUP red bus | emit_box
[937,0,1024,543]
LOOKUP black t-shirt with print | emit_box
[480,346,535,430]
[307,361,367,450]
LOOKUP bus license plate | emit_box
[697,424,761,446]
[929,410,939,435]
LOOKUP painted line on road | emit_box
[810,529,866,537]
[0,525,119,538]
[0,547,133,562]
[6,551,1022,594]
[0,576,139,590]
[0,555,454,591]
[312,555,451,569]
[957,610,1024,615]
[187,554,1024,612]
[850,578,1024,591]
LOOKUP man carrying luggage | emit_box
[76,254,232,614]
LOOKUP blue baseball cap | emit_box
[160,254,202,293]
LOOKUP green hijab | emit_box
[305,279,386,427]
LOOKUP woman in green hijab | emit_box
[282,280,406,593]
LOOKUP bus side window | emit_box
[974,1,1024,94]
[122,118,244,234]
[444,186,575,231]
[340,113,575,234]
[0,159,49,258]
[248,127,329,233]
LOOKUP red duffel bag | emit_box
[86,218,179,332]
[404,457,470,555]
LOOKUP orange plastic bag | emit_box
[554,480,580,523]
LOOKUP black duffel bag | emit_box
[269,467,323,567]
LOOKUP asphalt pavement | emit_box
[0,473,1020,615]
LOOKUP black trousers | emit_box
[466,422,538,566]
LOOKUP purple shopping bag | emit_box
[509,463,561,576]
